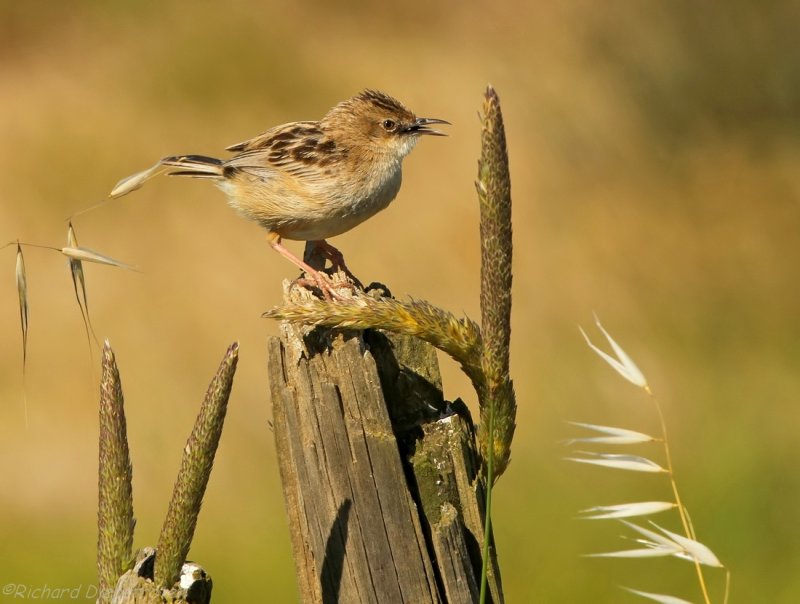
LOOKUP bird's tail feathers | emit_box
[161,155,224,178]
[109,154,225,199]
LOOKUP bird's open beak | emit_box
[405,117,450,136]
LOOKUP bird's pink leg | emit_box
[268,233,342,300]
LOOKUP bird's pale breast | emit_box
[217,159,403,241]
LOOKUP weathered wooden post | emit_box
[268,283,504,603]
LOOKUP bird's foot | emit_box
[294,269,356,301]
[309,240,364,290]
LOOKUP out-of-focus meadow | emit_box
[1,1,798,601]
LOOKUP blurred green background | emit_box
[1,1,799,601]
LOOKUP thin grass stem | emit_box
[479,393,495,604]
[16,242,62,252]
[723,569,731,604]
[649,389,711,604]
[22,375,28,428]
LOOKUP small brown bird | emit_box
[111,90,449,297]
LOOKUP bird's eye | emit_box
[382,119,397,131]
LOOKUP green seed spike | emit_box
[97,342,135,601]
[476,85,516,481]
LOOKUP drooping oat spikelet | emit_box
[264,296,484,391]
[15,243,28,371]
[579,315,648,390]
[67,223,99,347]
[565,422,657,445]
[110,161,170,198]
[578,501,677,520]
[97,342,135,602]
[476,85,516,480]
[646,521,723,568]
[154,343,239,589]
[589,520,723,568]
[15,242,30,427]
[623,587,694,604]
[566,451,667,473]
[61,246,137,271]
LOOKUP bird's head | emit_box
[323,90,449,161]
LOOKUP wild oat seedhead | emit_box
[10,235,131,369]
[97,342,135,602]
[570,318,728,604]
[476,86,516,481]
[8,234,133,396]
[154,343,238,589]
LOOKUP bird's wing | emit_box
[224,121,348,185]
[225,121,319,152]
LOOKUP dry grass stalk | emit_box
[263,295,484,389]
